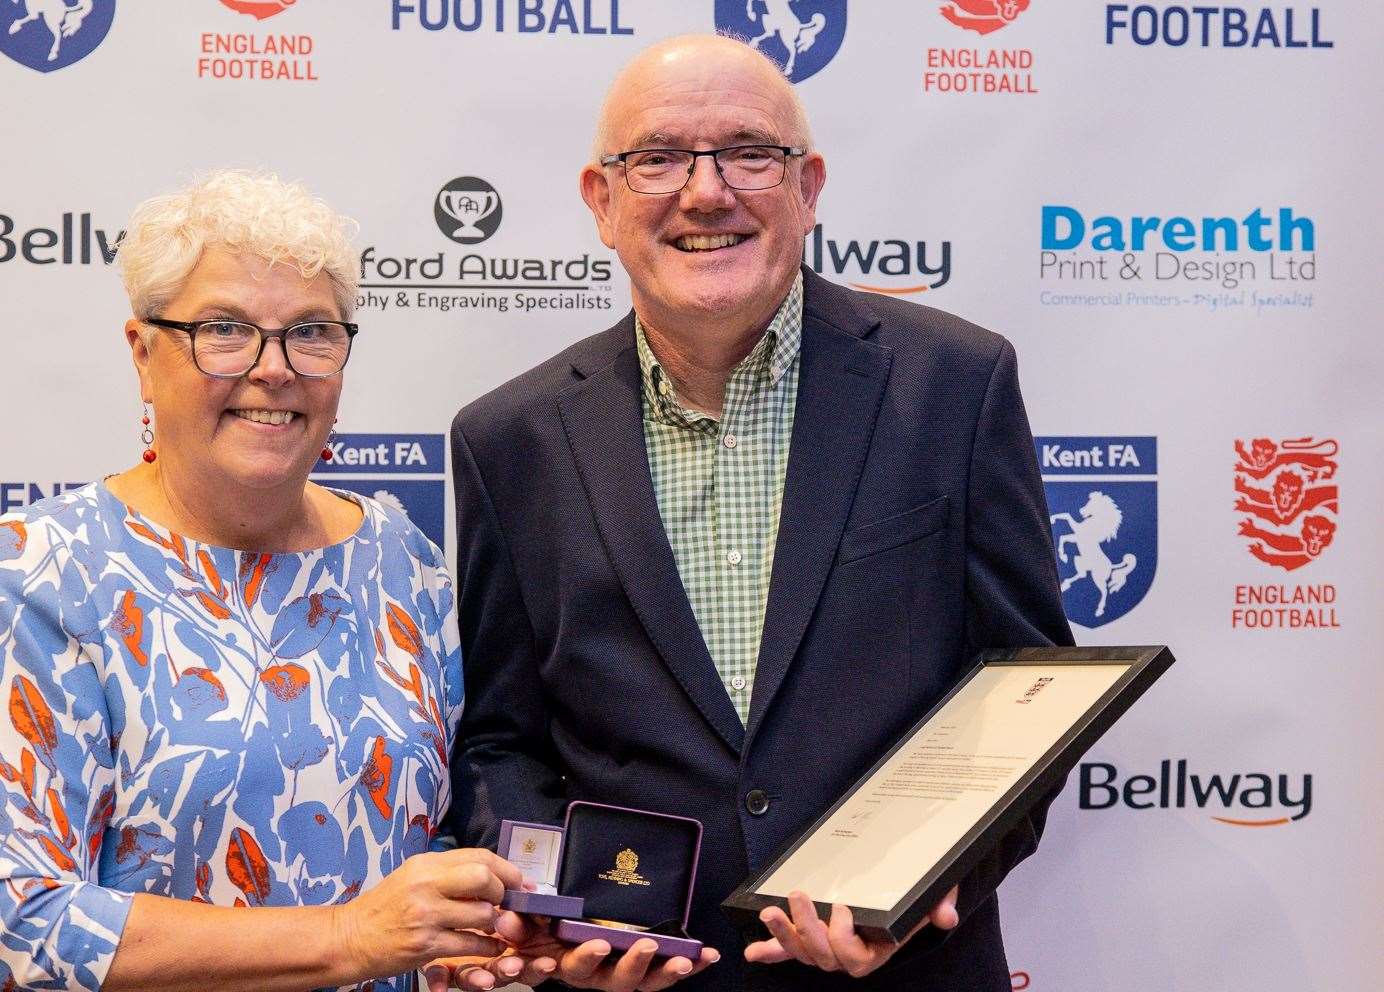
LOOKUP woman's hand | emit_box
[422,910,560,991]
[333,848,525,980]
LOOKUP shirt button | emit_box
[745,789,770,817]
[657,378,671,397]
[726,549,743,566]
[730,675,747,691]
[723,433,738,449]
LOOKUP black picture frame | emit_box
[721,645,1175,942]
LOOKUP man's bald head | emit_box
[591,34,813,161]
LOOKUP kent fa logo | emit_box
[434,177,503,245]
[1,0,115,72]
[1234,436,1337,571]
[313,434,446,550]
[714,0,846,84]
[1038,436,1157,628]
[940,0,1031,35]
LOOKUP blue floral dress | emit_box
[0,483,462,991]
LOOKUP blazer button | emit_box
[745,789,770,816]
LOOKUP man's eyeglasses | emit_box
[144,318,359,378]
[600,144,806,195]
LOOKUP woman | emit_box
[0,171,554,992]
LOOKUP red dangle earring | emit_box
[321,418,338,462]
[140,403,157,463]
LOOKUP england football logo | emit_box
[939,0,1031,36]
[1038,436,1157,628]
[1233,436,1338,571]
[1,0,115,72]
[714,0,847,84]
[219,0,297,19]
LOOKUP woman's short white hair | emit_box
[117,169,360,322]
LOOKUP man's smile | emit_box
[673,233,750,252]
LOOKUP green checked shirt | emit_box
[636,273,803,725]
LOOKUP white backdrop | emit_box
[2,2,1381,989]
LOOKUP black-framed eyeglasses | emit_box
[144,317,359,378]
[600,144,806,195]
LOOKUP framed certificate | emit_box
[722,645,1174,942]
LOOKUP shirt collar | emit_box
[635,271,803,424]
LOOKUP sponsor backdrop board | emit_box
[2,2,1380,989]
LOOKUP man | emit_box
[450,34,1073,992]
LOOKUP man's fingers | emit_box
[929,885,961,931]
[515,955,558,986]
[759,906,810,965]
[431,930,508,962]
[743,937,793,964]
[422,963,451,992]
[559,939,613,982]
[637,954,695,992]
[787,891,839,971]
[826,903,883,978]
[690,947,721,974]
[455,965,498,991]
[607,937,659,992]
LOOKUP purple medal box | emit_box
[498,801,704,959]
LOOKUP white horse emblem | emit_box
[7,0,94,62]
[744,0,827,79]
[1050,491,1137,619]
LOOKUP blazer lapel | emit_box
[558,327,745,755]
[746,274,892,741]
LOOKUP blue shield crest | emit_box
[1037,437,1158,629]
[1,0,116,73]
[311,433,448,551]
[322,479,447,552]
[713,0,847,84]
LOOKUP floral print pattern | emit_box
[0,483,461,991]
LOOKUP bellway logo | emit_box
[1038,205,1316,313]
[803,224,951,294]
[926,0,1037,95]
[1,0,115,73]
[313,434,446,549]
[0,210,123,266]
[1039,436,1156,628]
[356,176,614,317]
[1105,5,1333,49]
[714,1,846,84]
[1079,760,1313,826]
[1232,435,1339,630]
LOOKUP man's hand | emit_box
[493,914,720,992]
[743,886,959,979]
[422,909,558,990]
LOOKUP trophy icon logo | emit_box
[434,176,503,245]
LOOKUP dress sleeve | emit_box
[426,551,464,855]
[0,516,134,991]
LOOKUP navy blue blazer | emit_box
[449,268,1074,991]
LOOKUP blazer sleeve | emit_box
[446,421,567,849]
[918,337,1075,952]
